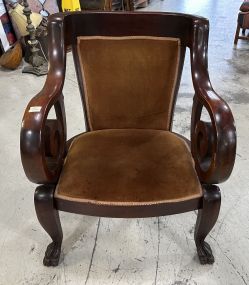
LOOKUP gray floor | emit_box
[0,0,249,284]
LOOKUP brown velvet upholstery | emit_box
[55,129,202,205]
[77,36,180,130]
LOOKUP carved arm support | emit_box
[20,85,67,184]
[191,91,236,184]
[20,16,67,184]
[190,19,236,184]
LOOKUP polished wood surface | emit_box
[190,19,236,184]
[194,185,221,264]
[234,23,249,44]
[35,185,63,266]
[20,12,236,267]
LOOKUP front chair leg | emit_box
[194,185,221,265]
[34,185,63,267]
[234,23,240,45]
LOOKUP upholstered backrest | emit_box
[77,36,180,130]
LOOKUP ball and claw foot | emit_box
[43,241,62,267]
[196,241,214,265]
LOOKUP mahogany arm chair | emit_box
[20,12,236,267]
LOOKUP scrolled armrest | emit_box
[20,80,66,184]
[20,15,68,184]
[190,19,236,184]
[191,89,236,184]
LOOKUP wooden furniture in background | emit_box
[234,1,249,44]
[20,12,236,267]
[0,41,22,69]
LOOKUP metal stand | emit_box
[22,0,48,76]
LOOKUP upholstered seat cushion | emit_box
[55,129,202,205]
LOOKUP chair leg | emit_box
[34,185,63,267]
[194,185,221,265]
[234,23,241,45]
[124,0,134,11]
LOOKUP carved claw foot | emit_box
[43,241,62,266]
[196,241,214,265]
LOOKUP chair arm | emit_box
[191,88,236,184]
[189,18,236,184]
[20,75,67,184]
[20,15,68,184]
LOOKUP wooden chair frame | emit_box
[20,12,236,267]
[234,2,249,45]
[234,23,249,44]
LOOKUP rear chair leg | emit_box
[194,185,221,265]
[34,185,63,266]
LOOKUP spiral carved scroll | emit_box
[21,95,66,184]
[191,96,217,182]
[44,117,65,174]
[42,99,66,179]
[193,120,214,173]
[191,94,236,184]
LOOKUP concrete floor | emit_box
[0,0,249,284]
